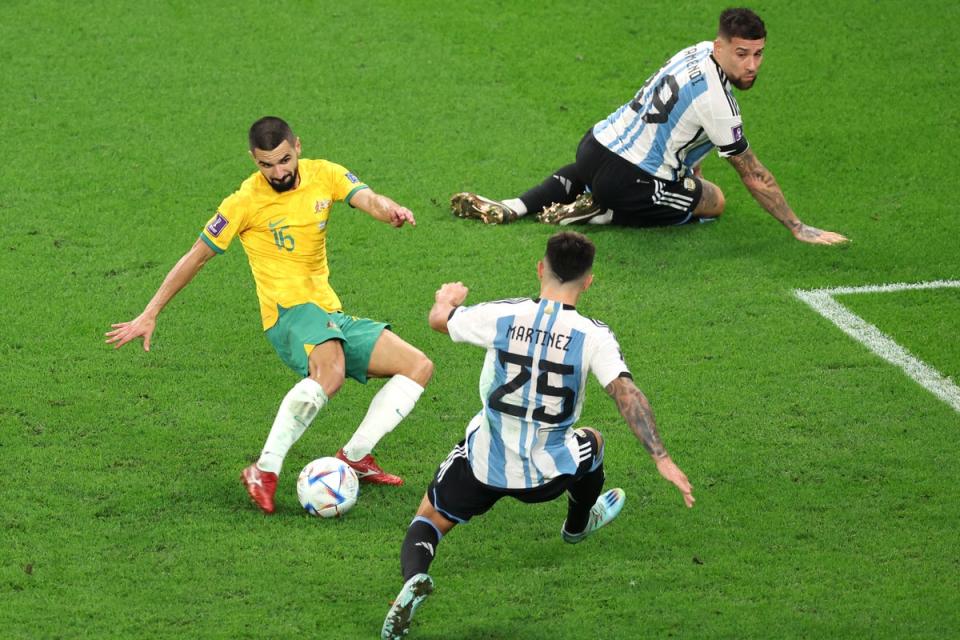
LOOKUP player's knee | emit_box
[405,350,434,387]
[712,189,726,216]
[311,367,345,397]
[697,186,725,218]
[692,176,724,217]
[308,351,346,397]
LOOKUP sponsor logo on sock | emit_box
[415,542,435,557]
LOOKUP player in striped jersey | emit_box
[451,8,847,245]
[381,232,694,640]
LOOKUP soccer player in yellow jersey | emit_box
[106,116,433,514]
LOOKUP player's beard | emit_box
[732,75,757,90]
[269,169,299,193]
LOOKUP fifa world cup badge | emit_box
[683,178,696,192]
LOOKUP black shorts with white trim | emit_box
[426,429,602,524]
[574,130,704,227]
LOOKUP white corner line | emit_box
[794,281,960,413]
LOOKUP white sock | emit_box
[502,198,528,217]
[342,375,424,461]
[587,209,614,225]
[258,378,328,474]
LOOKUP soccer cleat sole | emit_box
[382,573,434,640]
[450,192,517,225]
[535,193,602,225]
[561,488,625,544]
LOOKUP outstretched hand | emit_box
[792,223,848,245]
[655,455,695,508]
[105,314,157,351]
[388,206,416,228]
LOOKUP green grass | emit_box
[837,288,960,381]
[2,1,959,638]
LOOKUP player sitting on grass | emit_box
[381,231,695,639]
[450,8,847,245]
[106,116,432,513]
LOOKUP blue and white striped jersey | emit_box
[447,297,630,490]
[593,41,749,182]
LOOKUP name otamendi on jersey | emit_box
[593,41,749,182]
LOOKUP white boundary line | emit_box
[794,280,960,413]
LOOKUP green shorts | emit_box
[265,304,389,383]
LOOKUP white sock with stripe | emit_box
[502,198,527,216]
[258,378,328,474]
[342,375,424,461]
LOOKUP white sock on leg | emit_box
[587,209,614,225]
[258,378,328,474]
[342,375,424,461]
[501,198,528,217]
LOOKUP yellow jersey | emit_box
[200,158,369,330]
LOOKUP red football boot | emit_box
[241,464,278,514]
[335,448,404,486]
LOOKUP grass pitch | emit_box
[2,1,959,638]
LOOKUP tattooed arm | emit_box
[727,149,848,245]
[605,376,695,508]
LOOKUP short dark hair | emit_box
[544,231,595,283]
[718,8,766,40]
[248,116,296,151]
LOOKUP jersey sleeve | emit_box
[199,190,249,254]
[588,325,631,389]
[447,303,499,348]
[698,82,749,158]
[322,161,370,206]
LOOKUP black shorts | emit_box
[426,429,603,523]
[575,129,704,227]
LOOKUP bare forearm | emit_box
[605,376,666,458]
[143,241,212,318]
[355,190,400,223]
[430,282,469,334]
[351,188,415,227]
[729,149,800,230]
[365,193,396,223]
[428,302,455,333]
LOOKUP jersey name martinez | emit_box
[504,323,573,352]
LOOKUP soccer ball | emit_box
[296,457,360,518]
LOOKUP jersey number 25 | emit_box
[488,350,575,425]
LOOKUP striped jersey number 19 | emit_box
[631,74,680,124]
